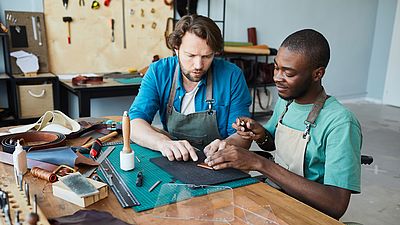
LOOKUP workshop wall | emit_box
[43,0,173,74]
[224,0,386,100]
[1,0,398,119]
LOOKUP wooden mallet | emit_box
[62,16,72,44]
[120,111,134,171]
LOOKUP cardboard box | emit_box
[52,178,109,207]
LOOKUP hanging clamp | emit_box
[205,99,215,115]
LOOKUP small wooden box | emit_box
[52,178,109,207]
[17,83,54,118]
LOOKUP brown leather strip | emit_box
[0,151,59,171]
[1,131,66,153]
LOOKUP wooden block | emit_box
[24,71,38,77]
[52,177,109,207]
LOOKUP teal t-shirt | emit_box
[264,97,362,193]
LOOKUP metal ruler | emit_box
[82,146,115,177]
[99,158,140,208]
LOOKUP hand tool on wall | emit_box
[79,0,85,6]
[63,0,69,10]
[62,16,73,44]
[36,16,42,46]
[120,111,134,171]
[122,0,127,48]
[104,0,111,7]
[111,18,115,42]
[31,17,37,40]
[91,0,100,9]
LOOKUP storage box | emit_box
[52,178,109,207]
[17,83,54,118]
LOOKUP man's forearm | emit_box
[255,157,350,219]
[130,118,171,151]
[224,133,252,149]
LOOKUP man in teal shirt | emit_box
[129,15,251,162]
[205,29,362,219]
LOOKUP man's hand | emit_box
[203,139,226,158]
[205,144,261,171]
[232,117,266,142]
[158,140,198,161]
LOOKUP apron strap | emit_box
[303,89,328,138]
[167,64,214,116]
[276,89,328,139]
[167,66,179,115]
[205,69,214,114]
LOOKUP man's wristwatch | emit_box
[256,130,268,146]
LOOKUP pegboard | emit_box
[4,11,50,74]
[43,0,174,74]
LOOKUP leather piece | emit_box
[0,151,58,171]
[150,151,250,185]
[0,131,66,153]
[26,146,98,168]
[49,210,133,225]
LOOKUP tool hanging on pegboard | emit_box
[92,0,100,9]
[62,16,73,44]
[111,18,115,42]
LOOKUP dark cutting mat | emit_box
[150,151,250,185]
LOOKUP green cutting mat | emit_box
[114,77,142,84]
[97,144,258,212]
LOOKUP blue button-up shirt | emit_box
[129,56,251,139]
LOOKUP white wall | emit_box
[367,0,398,102]
[224,0,378,100]
[383,0,400,107]
[0,0,397,118]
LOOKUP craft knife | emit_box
[83,146,116,177]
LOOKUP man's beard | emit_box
[178,57,205,82]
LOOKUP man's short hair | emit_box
[281,29,330,69]
[167,15,223,53]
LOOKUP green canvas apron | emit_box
[166,65,222,150]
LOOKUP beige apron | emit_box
[274,91,327,177]
[166,65,222,150]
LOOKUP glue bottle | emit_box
[13,140,27,175]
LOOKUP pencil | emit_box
[148,180,161,192]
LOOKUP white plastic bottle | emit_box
[12,140,27,175]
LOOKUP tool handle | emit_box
[82,131,118,148]
[90,139,102,158]
[122,111,132,153]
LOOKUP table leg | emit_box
[78,93,91,117]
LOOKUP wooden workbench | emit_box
[0,125,343,225]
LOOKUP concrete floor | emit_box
[339,101,400,225]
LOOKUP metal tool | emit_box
[99,158,140,208]
[148,180,161,192]
[82,146,115,177]
[25,182,30,206]
[33,194,37,214]
[36,16,43,46]
[111,19,115,42]
[122,0,127,48]
[79,0,85,6]
[31,16,37,40]
[63,0,69,9]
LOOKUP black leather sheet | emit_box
[150,151,250,185]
